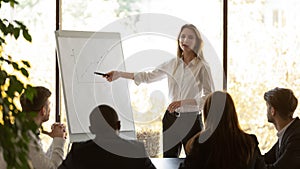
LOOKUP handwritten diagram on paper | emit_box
[55,31,135,141]
[75,38,123,83]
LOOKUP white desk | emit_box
[151,158,184,169]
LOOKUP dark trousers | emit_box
[162,110,202,157]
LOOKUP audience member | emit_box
[20,86,67,169]
[262,87,300,169]
[179,91,262,169]
[59,104,156,169]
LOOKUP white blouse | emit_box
[134,57,215,112]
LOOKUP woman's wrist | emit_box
[120,71,134,80]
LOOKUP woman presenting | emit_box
[104,24,215,157]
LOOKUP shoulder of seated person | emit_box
[71,140,94,148]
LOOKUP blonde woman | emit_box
[105,24,214,157]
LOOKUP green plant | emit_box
[0,0,38,168]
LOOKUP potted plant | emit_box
[0,0,38,168]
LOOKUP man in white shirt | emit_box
[20,86,67,169]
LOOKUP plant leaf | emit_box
[12,62,19,70]
[20,67,29,77]
[13,28,20,39]
[0,37,6,45]
[21,60,30,67]
[0,70,8,85]
[7,23,14,34]
[23,85,36,102]
[7,75,24,96]
[22,29,32,42]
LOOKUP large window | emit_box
[5,0,299,157]
[228,0,300,153]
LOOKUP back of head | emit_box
[89,104,120,134]
[204,91,241,133]
[89,105,148,159]
[20,86,51,112]
[201,91,256,168]
[264,87,298,119]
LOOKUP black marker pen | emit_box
[94,72,109,77]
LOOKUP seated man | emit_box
[59,104,156,169]
[263,87,300,169]
[20,86,67,169]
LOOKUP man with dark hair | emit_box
[20,86,67,169]
[59,104,156,169]
[262,87,300,169]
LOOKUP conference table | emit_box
[150,158,184,169]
